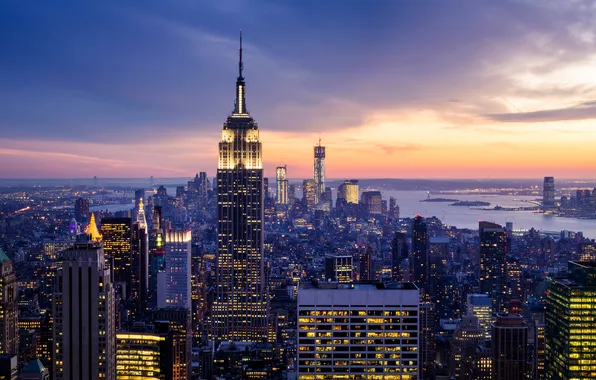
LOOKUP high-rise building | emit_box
[0,249,18,356]
[420,300,436,379]
[159,230,191,309]
[151,308,192,380]
[491,313,528,380]
[52,240,115,380]
[391,232,409,281]
[0,354,17,380]
[359,247,374,281]
[74,197,90,223]
[324,254,353,283]
[412,215,430,292]
[543,176,555,208]
[100,217,132,284]
[297,282,420,379]
[302,179,316,210]
[276,166,289,205]
[337,180,359,204]
[449,315,484,379]
[360,190,383,215]
[212,33,268,343]
[479,221,509,313]
[466,294,493,339]
[21,358,50,380]
[134,188,145,212]
[546,261,596,380]
[313,140,325,204]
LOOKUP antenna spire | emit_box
[239,29,243,79]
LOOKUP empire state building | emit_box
[212,33,268,342]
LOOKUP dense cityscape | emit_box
[2,16,596,380]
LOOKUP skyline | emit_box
[2,1,596,178]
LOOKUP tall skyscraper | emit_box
[337,179,359,204]
[302,179,316,210]
[412,215,430,292]
[313,139,325,204]
[491,313,528,380]
[466,294,493,339]
[391,232,409,281]
[100,218,132,287]
[74,197,90,223]
[359,247,373,281]
[360,190,383,215]
[159,230,191,309]
[546,261,596,380]
[132,200,149,317]
[0,249,18,356]
[212,33,268,343]
[297,282,419,379]
[276,166,289,205]
[543,176,555,208]
[479,221,509,313]
[53,239,115,380]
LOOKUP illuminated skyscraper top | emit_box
[213,32,268,343]
[313,139,325,204]
[136,198,147,231]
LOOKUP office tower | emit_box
[324,254,353,283]
[313,139,325,204]
[289,184,296,205]
[53,240,115,380]
[359,247,373,280]
[302,179,316,210]
[542,177,555,208]
[420,300,436,379]
[0,354,17,380]
[391,232,409,281]
[297,282,420,379]
[276,166,289,205]
[212,34,268,343]
[159,230,191,309]
[101,217,132,285]
[546,261,596,379]
[134,188,145,212]
[87,212,102,241]
[131,201,149,318]
[337,179,359,204]
[116,322,184,380]
[0,250,18,355]
[360,190,383,215]
[151,309,192,380]
[449,315,484,379]
[21,358,50,380]
[389,196,400,219]
[412,215,430,292]
[479,221,509,313]
[467,294,493,339]
[74,197,90,223]
[491,313,528,380]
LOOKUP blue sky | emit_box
[1,0,596,178]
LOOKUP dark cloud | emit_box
[486,101,596,123]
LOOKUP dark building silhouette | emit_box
[542,177,555,208]
[479,221,509,313]
[391,232,408,281]
[412,215,430,292]
[359,247,374,281]
[74,197,90,223]
[491,313,528,380]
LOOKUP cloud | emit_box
[485,101,596,123]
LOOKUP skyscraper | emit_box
[546,261,596,380]
[53,239,116,380]
[74,197,90,223]
[467,294,493,339]
[391,232,409,281]
[491,313,528,380]
[131,200,149,318]
[212,33,268,343]
[0,249,18,356]
[100,218,132,287]
[337,179,359,204]
[324,254,353,283]
[160,230,191,309]
[412,215,430,292]
[276,166,289,205]
[479,221,509,313]
[302,179,316,210]
[313,139,325,204]
[359,247,374,281]
[543,176,555,208]
[297,282,419,379]
[360,190,383,215]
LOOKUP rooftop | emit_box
[0,248,10,263]
[22,359,46,373]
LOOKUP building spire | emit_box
[234,30,247,114]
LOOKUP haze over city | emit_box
[2,0,596,178]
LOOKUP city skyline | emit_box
[3,1,596,179]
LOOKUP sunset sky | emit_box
[2,0,596,179]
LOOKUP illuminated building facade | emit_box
[449,315,483,379]
[412,216,430,293]
[337,180,359,204]
[466,294,493,339]
[491,313,528,380]
[0,249,18,355]
[276,166,289,205]
[74,197,90,223]
[101,218,132,285]
[160,230,191,309]
[546,261,596,380]
[479,221,509,313]
[297,282,420,379]
[543,176,555,208]
[53,240,115,380]
[313,140,325,204]
[361,191,383,216]
[212,33,268,343]
[324,254,353,283]
[302,179,316,210]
